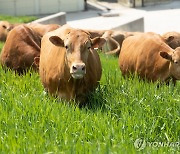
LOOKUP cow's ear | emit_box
[34,56,40,67]
[49,36,64,47]
[165,36,174,43]
[91,37,106,49]
[160,51,172,61]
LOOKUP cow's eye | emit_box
[2,25,7,29]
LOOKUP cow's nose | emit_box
[71,63,86,79]
[72,63,86,73]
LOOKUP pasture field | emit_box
[0,15,36,23]
[0,16,180,153]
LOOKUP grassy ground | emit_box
[0,16,179,153]
[0,15,36,23]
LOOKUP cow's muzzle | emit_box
[70,63,86,79]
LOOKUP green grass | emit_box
[0,51,179,153]
[0,42,3,49]
[0,14,37,23]
[0,16,179,153]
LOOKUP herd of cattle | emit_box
[0,20,180,104]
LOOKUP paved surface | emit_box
[66,0,180,34]
[140,1,180,34]
[66,1,145,31]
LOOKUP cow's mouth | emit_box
[71,73,85,79]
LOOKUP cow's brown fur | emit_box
[39,25,103,103]
[0,25,41,74]
[162,31,180,49]
[85,29,106,39]
[0,21,60,42]
[0,21,14,42]
[119,32,180,84]
[0,23,60,74]
[27,23,60,37]
[85,29,141,55]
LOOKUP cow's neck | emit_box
[62,63,86,100]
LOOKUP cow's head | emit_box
[0,21,13,41]
[49,29,105,79]
[160,47,180,79]
[163,32,180,49]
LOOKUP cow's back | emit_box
[28,23,60,37]
[119,32,172,82]
[0,25,41,73]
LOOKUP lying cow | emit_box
[162,31,180,49]
[86,29,141,55]
[119,32,180,85]
[27,23,60,37]
[0,25,41,74]
[0,23,59,74]
[0,21,16,42]
[100,30,125,55]
[0,20,60,42]
[86,29,135,39]
[85,29,106,39]
[37,25,104,103]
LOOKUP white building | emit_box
[0,0,84,16]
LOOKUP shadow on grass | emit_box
[80,84,108,112]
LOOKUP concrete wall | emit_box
[32,12,66,25]
[112,17,144,32]
[0,0,84,16]
[118,0,172,7]
[143,0,170,6]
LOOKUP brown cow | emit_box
[86,29,141,55]
[0,21,14,42]
[27,23,60,37]
[0,25,41,74]
[100,30,125,55]
[119,32,180,85]
[0,23,60,74]
[162,31,180,49]
[38,25,104,103]
[101,30,142,55]
[86,29,136,39]
[0,21,60,42]
[85,29,106,39]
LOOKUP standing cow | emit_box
[38,25,104,103]
[119,32,180,84]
